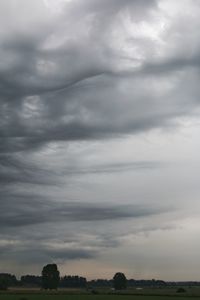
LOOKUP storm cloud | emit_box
[0,195,170,228]
[1,0,200,154]
[1,0,200,280]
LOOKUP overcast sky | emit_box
[1,0,200,281]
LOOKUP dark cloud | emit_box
[0,194,169,228]
[1,0,199,155]
[0,243,96,264]
[0,154,56,185]
[1,0,200,276]
[0,151,162,186]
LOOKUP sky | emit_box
[1,0,200,281]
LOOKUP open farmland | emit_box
[1,295,200,300]
[2,287,200,300]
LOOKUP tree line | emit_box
[6,264,199,291]
[0,264,128,290]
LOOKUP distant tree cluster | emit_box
[89,279,113,288]
[128,278,166,287]
[60,275,87,288]
[40,265,127,290]
[40,265,88,290]
[0,274,18,290]
[4,264,198,291]
[21,275,42,287]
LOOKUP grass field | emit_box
[1,296,200,300]
[2,288,200,300]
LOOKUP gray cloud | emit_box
[0,154,56,186]
[1,0,199,155]
[1,0,200,277]
[0,194,169,228]
[0,243,96,264]
[63,161,163,175]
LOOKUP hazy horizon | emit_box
[1,0,200,281]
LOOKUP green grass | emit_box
[1,295,200,300]
[2,287,200,300]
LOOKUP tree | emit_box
[21,275,42,287]
[41,264,60,290]
[113,272,127,290]
[0,277,8,290]
[0,273,17,290]
[176,287,186,293]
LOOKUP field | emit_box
[2,287,200,300]
[1,296,200,300]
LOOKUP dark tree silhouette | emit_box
[113,272,127,290]
[0,277,8,290]
[60,275,87,288]
[21,275,42,287]
[0,274,17,290]
[41,264,60,290]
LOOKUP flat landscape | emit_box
[1,295,200,300]
[2,287,200,300]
